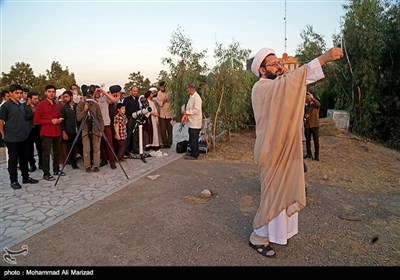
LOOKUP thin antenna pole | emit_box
[284,0,287,54]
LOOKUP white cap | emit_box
[149,87,158,92]
[56,88,66,98]
[250,48,275,77]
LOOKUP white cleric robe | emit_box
[250,58,325,246]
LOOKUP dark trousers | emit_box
[188,127,201,158]
[65,132,78,165]
[126,117,139,154]
[75,123,84,157]
[117,139,127,161]
[5,139,29,183]
[100,125,115,163]
[42,136,61,176]
[305,127,320,157]
[110,124,118,155]
[27,125,43,168]
[159,117,173,147]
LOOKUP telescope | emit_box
[132,107,152,118]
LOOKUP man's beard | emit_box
[267,69,284,80]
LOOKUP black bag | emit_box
[176,140,189,153]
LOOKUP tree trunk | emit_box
[213,85,225,152]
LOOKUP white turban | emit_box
[250,48,275,77]
[56,88,66,98]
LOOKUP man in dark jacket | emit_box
[0,84,39,189]
[304,91,320,161]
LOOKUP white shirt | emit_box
[185,92,202,129]
[95,95,111,126]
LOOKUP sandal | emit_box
[249,241,276,258]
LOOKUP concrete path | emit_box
[0,124,189,250]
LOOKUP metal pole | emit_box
[284,0,287,54]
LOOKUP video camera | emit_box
[81,84,98,97]
[132,106,152,119]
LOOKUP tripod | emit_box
[55,107,129,186]
[130,117,149,163]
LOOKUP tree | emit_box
[46,61,76,89]
[340,0,386,136]
[295,25,333,117]
[207,41,252,147]
[0,62,37,90]
[161,26,208,122]
[156,70,169,86]
[31,74,49,98]
[124,71,150,96]
[296,25,327,65]
[377,1,400,148]
[323,0,400,149]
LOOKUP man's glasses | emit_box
[265,61,284,68]
[261,60,284,68]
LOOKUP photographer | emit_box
[304,91,320,161]
[76,89,104,173]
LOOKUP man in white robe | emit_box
[249,47,343,258]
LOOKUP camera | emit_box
[81,84,98,97]
[132,106,152,119]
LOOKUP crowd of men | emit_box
[0,81,182,190]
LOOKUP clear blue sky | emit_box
[1,0,345,90]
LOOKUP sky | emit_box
[1,0,345,90]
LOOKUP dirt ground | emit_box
[5,119,400,268]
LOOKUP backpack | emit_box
[176,140,189,153]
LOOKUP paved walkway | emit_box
[0,125,189,250]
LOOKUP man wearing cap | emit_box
[94,85,120,170]
[248,47,343,257]
[155,81,174,149]
[76,88,104,173]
